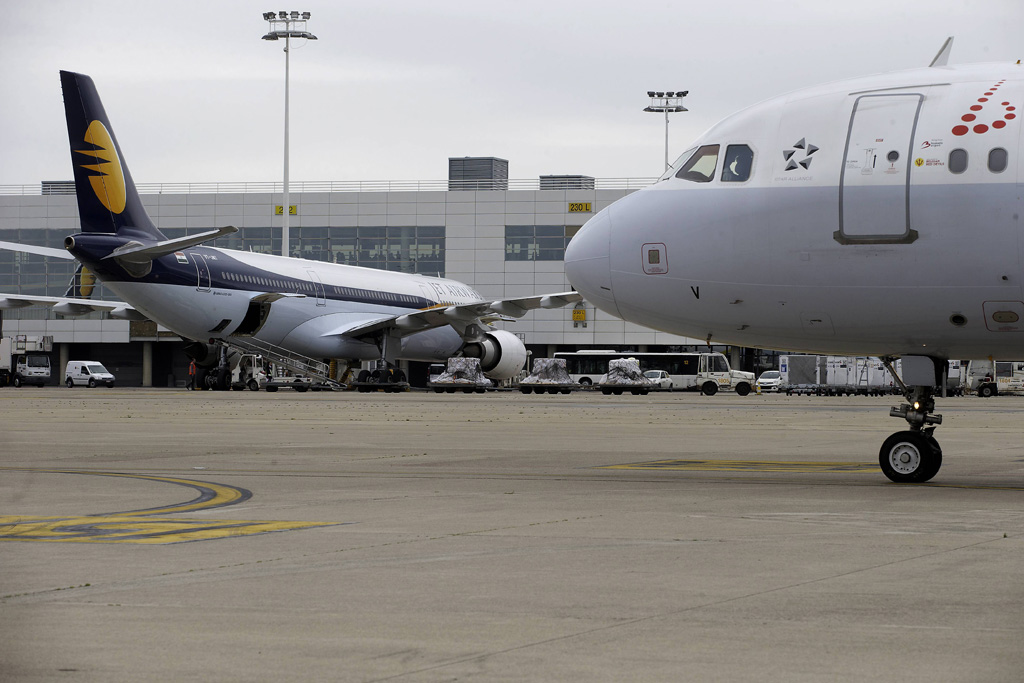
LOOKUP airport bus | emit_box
[551,350,754,395]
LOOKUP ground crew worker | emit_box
[187,359,196,390]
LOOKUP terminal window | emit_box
[505,225,575,261]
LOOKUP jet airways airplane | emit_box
[565,40,1020,483]
[0,71,579,387]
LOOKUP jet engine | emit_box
[183,341,222,368]
[460,329,527,380]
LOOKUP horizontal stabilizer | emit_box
[0,240,76,260]
[103,225,238,264]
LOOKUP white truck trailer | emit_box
[780,355,899,396]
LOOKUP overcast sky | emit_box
[2,0,1022,187]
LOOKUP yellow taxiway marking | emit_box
[0,469,336,544]
[0,515,327,544]
[601,459,879,473]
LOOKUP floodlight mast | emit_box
[643,90,689,172]
[262,11,317,258]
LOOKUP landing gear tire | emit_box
[702,382,718,396]
[879,431,942,483]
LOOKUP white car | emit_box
[643,370,674,390]
[755,370,782,392]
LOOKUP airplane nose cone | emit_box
[564,207,619,318]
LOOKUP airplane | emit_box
[0,70,580,389]
[564,38,1021,483]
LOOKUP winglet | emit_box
[929,37,953,67]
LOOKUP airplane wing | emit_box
[0,294,147,320]
[338,291,583,339]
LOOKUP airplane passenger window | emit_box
[948,148,968,174]
[721,145,754,182]
[988,148,1008,174]
[675,145,720,183]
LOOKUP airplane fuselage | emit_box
[68,234,478,362]
[566,63,1024,360]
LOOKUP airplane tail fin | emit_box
[60,70,164,240]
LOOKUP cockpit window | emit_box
[661,146,697,181]
[675,145,720,183]
[721,144,753,182]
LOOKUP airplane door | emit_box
[836,93,923,244]
[193,253,211,292]
[306,269,326,306]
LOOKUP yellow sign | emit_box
[914,158,924,167]
[274,205,298,215]
[568,202,592,213]
[572,308,587,322]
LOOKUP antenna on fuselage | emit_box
[929,36,953,67]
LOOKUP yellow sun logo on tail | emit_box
[75,120,126,214]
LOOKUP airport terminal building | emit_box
[0,158,760,386]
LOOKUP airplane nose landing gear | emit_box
[880,359,945,483]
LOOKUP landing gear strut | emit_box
[353,333,409,392]
[879,358,944,483]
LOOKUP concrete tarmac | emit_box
[1,388,1023,682]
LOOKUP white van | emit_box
[65,361,116,388]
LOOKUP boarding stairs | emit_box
[225,336,344,390]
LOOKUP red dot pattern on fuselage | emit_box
[952,81,1015,136]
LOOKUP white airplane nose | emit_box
[564,207,620,318]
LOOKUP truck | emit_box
[230,353,269,391]
[965,360,1024,397]
[0,335,53,387]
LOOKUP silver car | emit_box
[643,370,674,390]
[755,370,781,392]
